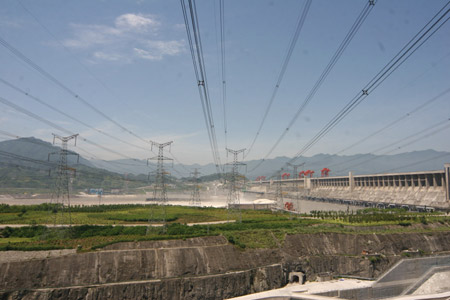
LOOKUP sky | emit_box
[0,0,449,167]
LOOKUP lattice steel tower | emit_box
[190,168,201,206]
[275,169,284,209]
[226,148,246,222]
[288,162,305,213]
[48,133,79,226]
[147,141,173,228]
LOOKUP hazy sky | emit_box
[0,0,449,165]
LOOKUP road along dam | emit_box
[1,231,450,299]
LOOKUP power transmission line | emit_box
[16,0,130,115]
[0,150,152,185]
[180,0,223,174]
[0,146,152,186]
[274,3,449,176]
[0,129,150,175]
[219,0,228,150]
[381,152,450,173]
[335,118,450,173]
[247,0,375,162]
[306,87,450,170]
[335,87,450,156]
[0,94,150,162]
[0,35,151,145]
[168,149,191,175]
[0,78,149,152]
[245,0,313,158]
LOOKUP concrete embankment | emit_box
[1,232,450,299]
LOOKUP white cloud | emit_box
[115,13,159,31]
[134,40,184,60]
[61,13,183,63]
[93,51,124,62]
[63,24,122,49]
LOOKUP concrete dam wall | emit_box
[1,232,450,299]
[250,164,450,209]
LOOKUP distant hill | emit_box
[0,138,149,191]
[2,137,449,181]
[92,150,450,179]
[0,137,93,168]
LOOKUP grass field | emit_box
[0,204,449,251]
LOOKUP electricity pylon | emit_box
[147,141,173,230]
[190,168,201,206]
[288,162,305,214]
[225,148,246,222]
[48,133,79,226]
[275,169,284,210]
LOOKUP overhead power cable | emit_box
[0,35,150,145]
[272,2,449,176]
[180,0,222,174]
[309,87,450,170]
[249,0,376,166]
[219,0,228,150]
[335,118,450,173]
[336,87,450,156]
[16,0,124,106]
[168,150,191,174]
[245,0,312,158]
[0,151,151,184]
[0,149,55,168]
[0,129,152,175]
[0,95,149,163]
[381,152,450,173]
[0,78,149,152]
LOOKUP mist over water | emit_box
[0,190,359,213]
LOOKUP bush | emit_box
[420,217,428,225]
[369,256,381,264]
[0,225,48,238]
[398,221,411,227]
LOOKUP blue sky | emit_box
[0,0,449,166]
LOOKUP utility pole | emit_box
[48,133,79,226]
[288,162,305,214]
[190,168,201,206]
[147,141,173,230]
[226,148,246,223]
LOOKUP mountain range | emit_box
[1,137,449,180]
[91,150,450,179]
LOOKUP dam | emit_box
[248,164,450,211]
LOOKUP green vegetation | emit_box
[309,208,442,226]
[0,163,153,193]
[0,205,449,252]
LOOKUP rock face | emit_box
[1,232,450,299]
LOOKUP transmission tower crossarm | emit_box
[287,162,305,178]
